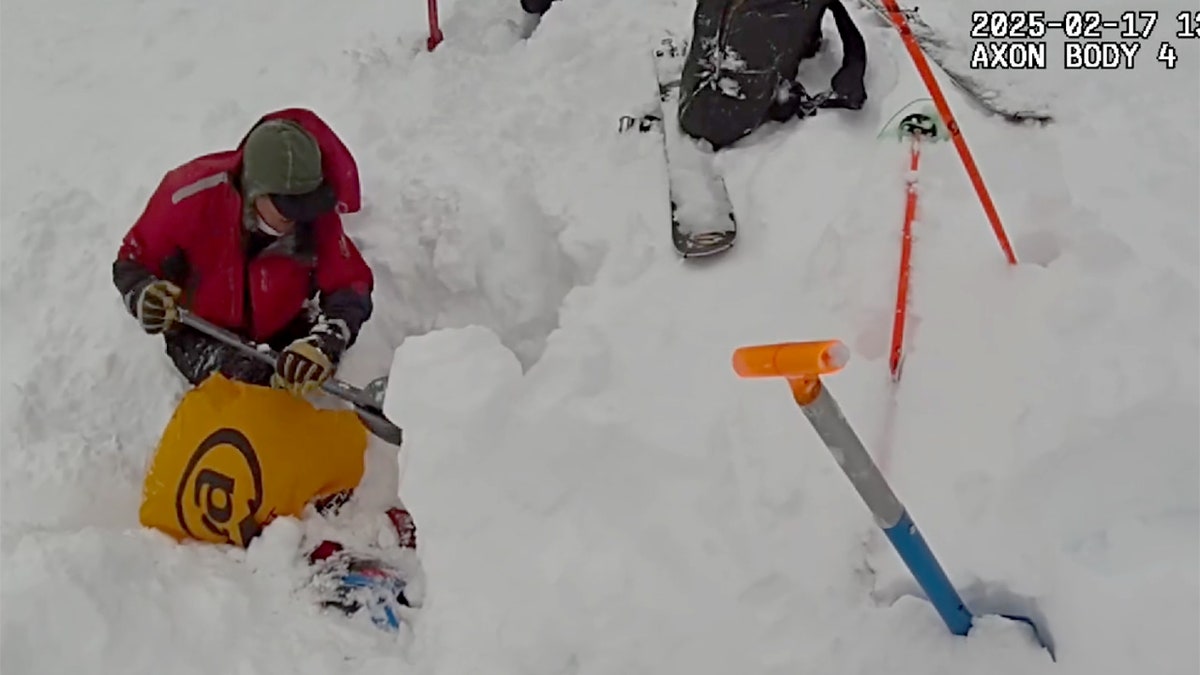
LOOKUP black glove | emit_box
[272,318,349,396]
[830,64,867,110]
[128,278,182,334]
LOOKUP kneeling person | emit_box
[112,109,375,395]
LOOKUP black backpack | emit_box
[678,0,868,149]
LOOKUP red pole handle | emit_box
[427,0,444,51]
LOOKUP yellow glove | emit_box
[272,337,335,396]
[133,279,182,334]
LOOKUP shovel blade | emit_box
[352,405,403,447]
[362,376,389,409]
[998,613,1056,661]
[351,377,402,446]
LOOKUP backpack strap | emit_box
[792,0,867,111]
[828,0,867,71]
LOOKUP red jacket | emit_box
[113,109,373,345]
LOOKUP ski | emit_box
[856,0,1053,124]
[620,35,737,259]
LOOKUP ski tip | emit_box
[673,227,736,258]
[679,244,734,259]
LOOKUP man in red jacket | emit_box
[113,109,374,395]
[115,110,421,627]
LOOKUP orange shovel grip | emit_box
[732,340,849,379]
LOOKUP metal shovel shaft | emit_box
[732,340,1052,659]
[175,309,403,446]
[800,383,974,635]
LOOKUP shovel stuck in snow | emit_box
[731,340,1055,661]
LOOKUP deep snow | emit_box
[2,0,1197,673]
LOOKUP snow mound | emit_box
[385,324,523,425]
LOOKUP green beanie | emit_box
[241,119,324,201]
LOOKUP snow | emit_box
[2,0,1197,672]
[385,325,523,423]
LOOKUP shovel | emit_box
[176,309,403,447]
[732,339,1055,660]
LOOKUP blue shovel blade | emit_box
[998,613,1056,662]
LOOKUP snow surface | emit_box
[2,0,1197,673]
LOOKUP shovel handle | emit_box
[732,341,850,379]
[176,309,381,412]
[177,309,276,364]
